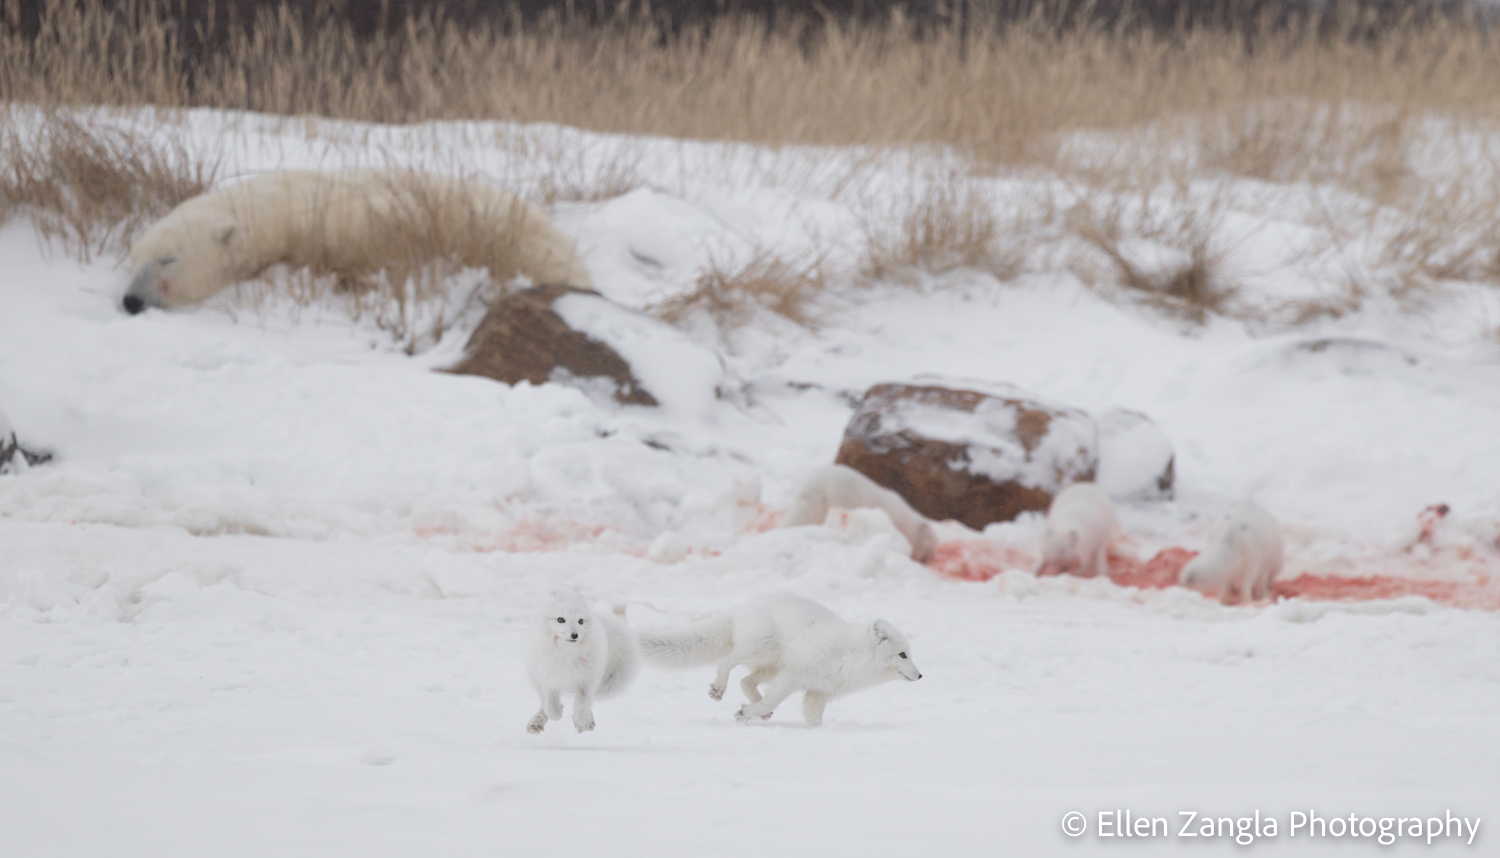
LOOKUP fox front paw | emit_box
[574,714,595,733]
[709,684,725,701]
[526,714,547,734]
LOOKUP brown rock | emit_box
[834,382,1097,530]
[445,284,657,406]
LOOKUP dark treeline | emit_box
[4,0,1493,53]
[8,0,1497,33]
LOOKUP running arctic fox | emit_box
[1036,482,1118,578]
[781,464,939,562]
[523,591,641,734]
[1179,502,1284,605]
[639,593,922,727]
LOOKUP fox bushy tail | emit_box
[638,615,733,667]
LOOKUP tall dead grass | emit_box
[0,110,217,259]
[654,249,828,331]
[1066,187,1237,323]
[862,177,1037,283]
[6,1,1500,167]
[6,1,1500,328]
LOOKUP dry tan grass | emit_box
[1375,175,1500,295]
[862,177,1034,283]
[0,109,217,260]
[6,1,1500,329]
[654,249,828,331]
[521,139,647,206]
[6,2,1500,168]
[1066,188,1237,323]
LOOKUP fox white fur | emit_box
[1179,502,1284,605]
[781,464,938,563]
[1036,482,1117,578]
[123,168,591,313]
[523,591,640,734]
[639,593,922,727]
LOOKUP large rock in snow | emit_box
[446,284,722,415]
[1094,408,1174,501]
[834,382,1098,530]
[0,405,51,475]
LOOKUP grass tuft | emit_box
[654,249,828,331]
[0,110,217,260]
[1067,191,1236,324]
[862,178,1030,284]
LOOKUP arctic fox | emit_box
[1179,502,1284,605]
[523,591,641,734]
[782,464,938,562]
[1036,482,1117,578]
[639,593,922,727]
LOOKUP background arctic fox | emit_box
[1036,481,1117,578]
[523,591,641,734]
[1179,502,1284,604]
[781,464,938,562]
[639,593,921,727]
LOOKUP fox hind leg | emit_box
[711,641,760,700]
[740,667,772,703]
[736,679,798,723]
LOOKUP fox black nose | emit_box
[570,632,578,640]
[917,673,923,680]
[122,295,145,315]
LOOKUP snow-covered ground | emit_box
[2,109,1499,855]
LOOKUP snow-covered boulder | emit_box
[0,404,51,475]
[1094,408,1174,501]
[445,285,722,415]
[834,382,1098,530]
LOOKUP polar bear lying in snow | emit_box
[122,169,591,313]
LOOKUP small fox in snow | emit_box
[523,590,640,734]
[781,464,938,563]
[1036,482,1118,578]
[639,593,922,727]
[1179,502,1284,605]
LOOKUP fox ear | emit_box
[872,619,894,642]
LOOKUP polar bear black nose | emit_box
[122,295,145,315]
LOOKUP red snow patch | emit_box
[1107,547,1197,590]
[1271,531,1500,610]
[926,538,1035,581]
[480,518,644,554]
[1272,570,1500,610]
[748,506,782,533]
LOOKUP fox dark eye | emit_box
[556,617,565,623]
[578,619,585,625]
[899,652,907,659]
